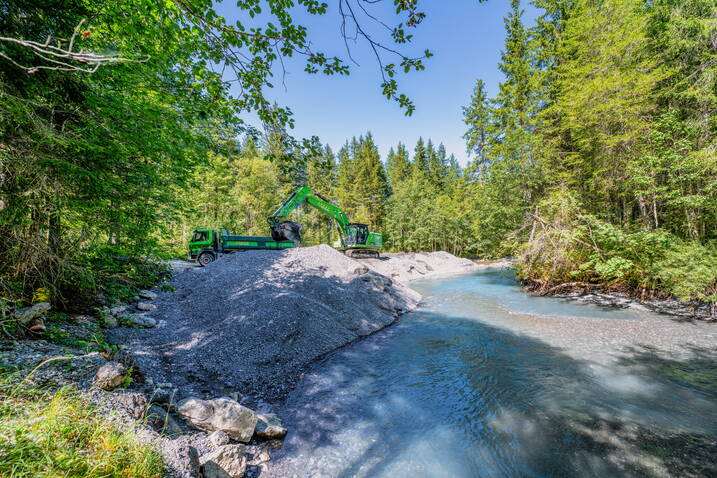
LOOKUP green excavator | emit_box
[268,186,383,259]
[187,187,382,265]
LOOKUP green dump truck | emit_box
[188,229,295,266]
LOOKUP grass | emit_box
[0,375,164,478]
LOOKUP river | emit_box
[266,268,717,478]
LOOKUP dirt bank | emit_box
[108,246,478,404]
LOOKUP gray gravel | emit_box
[108,245,427,403]
[361,251,481,283]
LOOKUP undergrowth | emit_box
[0,244,171,315]
[518,189,717,304]
[0,371,163,478]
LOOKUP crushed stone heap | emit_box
[110,245,424,402]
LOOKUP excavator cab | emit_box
[345,223,369,247]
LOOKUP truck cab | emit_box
[188,229,218,265]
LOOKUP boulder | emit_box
[136,302,157,311]
[208,430,231,447]
[138,290,158,300]
[14,302,50,325]
[94,361,127,391]
[199,445,247,478]
[254,413,287,440]
[178,397,258,443]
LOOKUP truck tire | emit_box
[198,252,215,266]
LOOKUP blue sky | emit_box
[219,1,538,166]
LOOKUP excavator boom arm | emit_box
[268,187,350,242]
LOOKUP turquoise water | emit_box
[267,269,717,478]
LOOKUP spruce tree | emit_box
[386,142,412,186]
[463,78,492,170]
[413,137,429,177]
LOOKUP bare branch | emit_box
[0,19,147,74]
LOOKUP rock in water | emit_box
[94,361,127,390]
[178,397,258,442]
[14,302,50,325]
[254,413,287,439]
[200,445,247,478]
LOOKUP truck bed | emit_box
[221,235,295,250]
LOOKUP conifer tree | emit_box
[463,78,492,170]
[386,142,412,186]
[413,137,429,177]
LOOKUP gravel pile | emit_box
[109,245,422,402]
[363,251,479,283]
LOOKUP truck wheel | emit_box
[198,252,215,266]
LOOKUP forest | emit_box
[1,0,716,311]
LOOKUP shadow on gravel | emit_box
[268,312,717,478]
[109,248,414,404]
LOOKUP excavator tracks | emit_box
[344,249,380,259]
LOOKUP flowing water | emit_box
[266,268,717,478]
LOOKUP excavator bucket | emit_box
[271,221,302,245]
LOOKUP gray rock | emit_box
[138,290,158,300]
[353,266,369,275]
[94,361,127,391]
[14,302,50,325]
[108,305,128,316]
[208,430,231,447]
[254,413,287,440]
[113,391,148,419]
[136,302,157,311]
[199,445,247,478]
[145,404,184,436]
[122,313,157,328]
[178,397,258,443]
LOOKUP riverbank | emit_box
[522,278,716,322]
